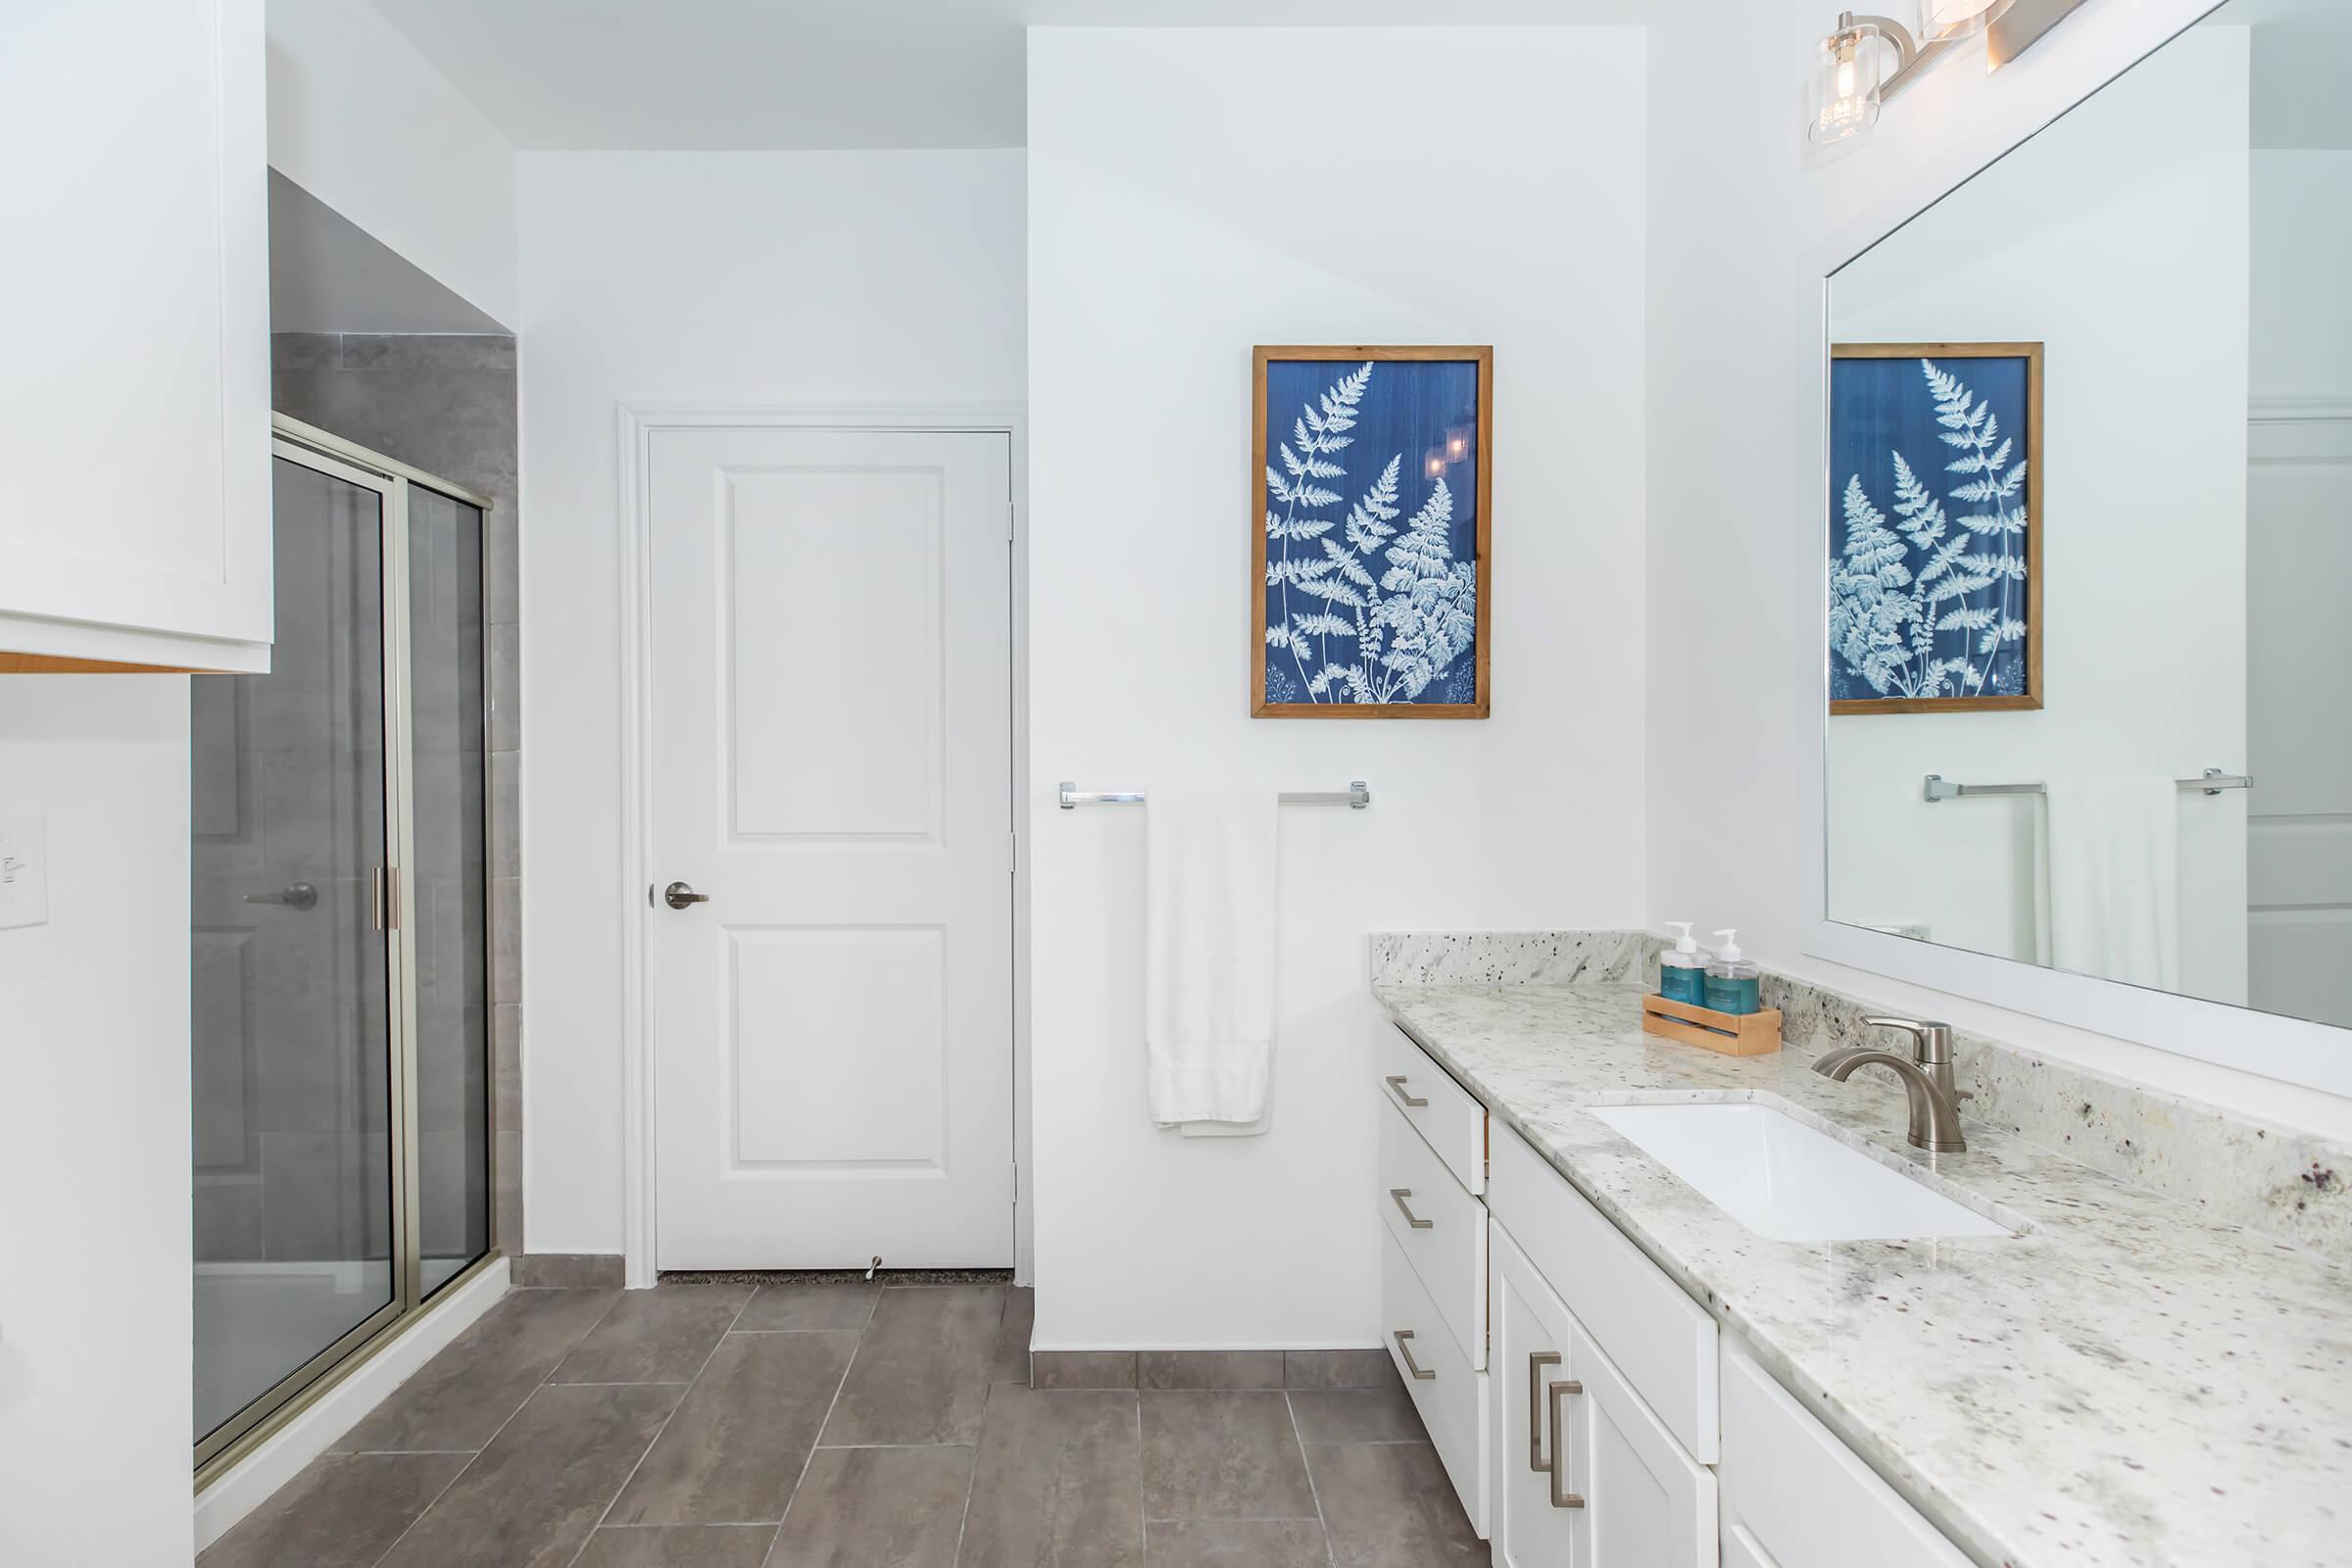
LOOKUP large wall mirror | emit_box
[1821,0,2351,1056]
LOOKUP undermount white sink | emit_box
[1588,1102,2013,1243]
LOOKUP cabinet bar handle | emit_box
[1528,1351,1561,1473]
[1393,1330,1436,1381]
[1546,1378,1586,1509]
[1384,1075,1428,1108]
[1389,1189,1434,1229]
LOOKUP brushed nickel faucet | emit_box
[1812,1016,1970,1153]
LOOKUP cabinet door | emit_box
[1490,1223,1576,1568]
[0,0,270,661]
[1565,1329,1718,1568]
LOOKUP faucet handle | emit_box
[1862,1015,1953,1064]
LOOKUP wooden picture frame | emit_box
[1251,345,1493,719]
[1829,341,2043,715]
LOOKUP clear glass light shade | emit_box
[1808,23,1885,146]
[1919,0,2015,41]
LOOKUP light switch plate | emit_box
[0,814,50,930]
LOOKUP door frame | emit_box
[616,403,1030,1290]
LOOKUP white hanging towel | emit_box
[1145,786,1279,1135]
[2043,775,2180,991]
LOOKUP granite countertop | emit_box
[1374,979,2351,1568]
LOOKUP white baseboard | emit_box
[193,1256,511,1552]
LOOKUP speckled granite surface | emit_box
[1370,932,2350,1266]
[1373,977,2351,1568]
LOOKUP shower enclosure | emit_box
[192,416,497,1475]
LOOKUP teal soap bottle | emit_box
[1703,929,1762,1015]
[1658,922,1708,1005]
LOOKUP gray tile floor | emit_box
[202,1280,1485,1567]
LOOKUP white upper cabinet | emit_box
[0,0,271,671]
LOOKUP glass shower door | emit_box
[191,451,400,1453]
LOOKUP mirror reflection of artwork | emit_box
[1830,344,2042,713]
[1251,346,1492,718]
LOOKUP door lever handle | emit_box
[662,881,710,910]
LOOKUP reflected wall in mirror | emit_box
[1824,0,2352,1032]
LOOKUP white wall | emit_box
[1825,27,2250,1004]
[515,150,1027,1254]
[1028,25,1647,1350]
[2251,150,2352,401]
[0,678,192,1566]
[1646,0,2352,1134]
[267,0,519,327]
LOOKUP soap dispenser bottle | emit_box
[1659,922,1708,1005]
[1704,930,1762,1015]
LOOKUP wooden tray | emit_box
[1641,994,1783,1057]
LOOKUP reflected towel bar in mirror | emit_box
[1057,780,1371,809]
[1921,768,2252,804]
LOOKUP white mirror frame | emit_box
[1793,0,2352,1101]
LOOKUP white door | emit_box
[2246,410,2352,1029]
[650,426,1014,1269]
[1491,1225,1575,1568]
[1564,1321,1717,1568]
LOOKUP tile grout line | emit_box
[1284,1391,1340,1568]
[358,1287,630,1568]
[760,1290,869,1568]
[563,1287,761,1568]
[947,1380,993,1567]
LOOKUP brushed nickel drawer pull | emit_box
[1389,1189,1434,1229]
[1528,1350,1561,1472]
[1384,1074,1428,1108]
[1546,1378,1587,1509]
[1393,1329,1436,1381]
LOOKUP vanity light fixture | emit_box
[1808,0,2031,144]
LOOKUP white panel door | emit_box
[2246,411,2352,1029]
[651,427,1014,1268]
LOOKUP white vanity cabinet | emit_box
[0,0,273,672]
[1489,1158,1717,1568]
[1379,1025,1975,1568]
[1376,1026,1493,1534]
[1717,1338,1973,1568]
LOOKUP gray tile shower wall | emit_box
[1372,931,2352,1266]
[272,332,522,1259]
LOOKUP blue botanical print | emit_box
[1262,360,1480,706]
[1830,356,2031,702]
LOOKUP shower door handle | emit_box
[243,881,318,910]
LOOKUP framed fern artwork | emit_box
[1253,345,1493,718]
[1829,342,2043,714]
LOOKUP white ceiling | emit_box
[365,0,1652,151]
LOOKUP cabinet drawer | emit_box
[1380,1224,1488,1538]
[1377,1097,1488,1369]
[1489,1123,1718,1463]
[1377,1025,1485,1196]
[1720,1336,1970,1568]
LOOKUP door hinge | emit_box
[1008,830,1018,876]
[1005,500,1016,543]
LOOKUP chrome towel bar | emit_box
[1922,767,2252,804]
[1057,779,1371,809]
